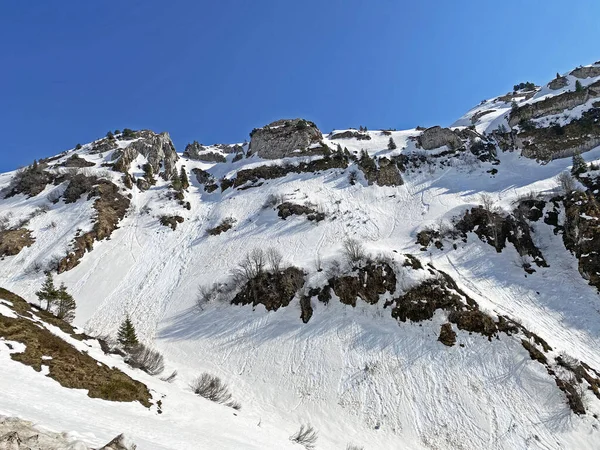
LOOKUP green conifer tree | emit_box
[572,152,587,175]
[56,283,76,323]
[36,272,58,311]
[388,137,397,150]
[171,171,182,191]
[575,80,583,92]
[117,315,139,351]
[180,167,189,190]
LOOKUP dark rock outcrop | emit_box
[517,106,600,160]
[438,323,456,346]
[570,65,600,79]
[417,126,463,151]
[277,202,324,222]
[249,119,324,159]
[329,130,371,141]
[58,180,130,273]
[112,131,178,179]
[548,76,568,90]
[232,267,305,311]
[329,262,396,306]
[60,154,95,168]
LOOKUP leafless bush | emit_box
[190,373,240,409]
[234,248,267,285]
[289,424,318,449]
[325,259,343,279]
[160,370,178,383]
[128,344,165,376]
[347,445,365,450]
[266,247,284,272]
[0,215,10,231]
[263,193,283,209]
[197,283,219,310]
[479,193,497,214]
[25,260,43,275]
[343,238,366,266]
[557,171,575,194]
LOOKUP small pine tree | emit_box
[75,143,82,150]
[336,143,343,153]
[556,72,561,79]
[575,80,583,92]
[180,167,189,190]
[388,137,397,150]
[171,171,182,191]
[114,129,121,135]
[117,315,139,351]
[122,128,136,139]
[572,152,587,175]
[106,131,114,139]
[36,272,58,311]
[56,283,76,323]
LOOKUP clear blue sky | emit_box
[1,1,598,172]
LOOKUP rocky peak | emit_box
[112,130,178,179]
[249,118,324,159]
[182,141,206,159]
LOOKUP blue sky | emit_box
[0,1,598,172]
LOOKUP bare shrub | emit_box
[266,247,284,272]
[557,171,575,194]
[197,283,219,310]
[160,370,178,383]
[128,344,165,376]
[190,373,239,409]
[347,445,365,450]
[234,248,267,285]
[263,193,283,209]
[289,424,318,449]
[325,259,343,278]
[0,215,10,231]
[343,238,366,266]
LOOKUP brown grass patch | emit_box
[0,228,35,257]
[0,288,151,407]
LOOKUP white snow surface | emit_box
[2,66,600,449]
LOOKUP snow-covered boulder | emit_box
[249,119,324,159]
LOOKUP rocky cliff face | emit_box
[249,119,324,159]
[112,130,178,179]
[417,126,463,151]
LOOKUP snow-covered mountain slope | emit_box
[2,61,600,449]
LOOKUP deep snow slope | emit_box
[2,61,600,449]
